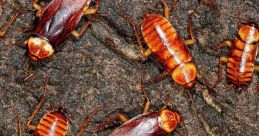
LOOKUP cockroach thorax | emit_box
[238,25,259,43]
[27,37,54,61]
[159,109,181,133]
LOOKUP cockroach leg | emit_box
[144,70,170,86]
[76,107,103,136]
[215,40,232,50]
[140,86,150,113]
[87,113,128,132]
[184,14,195,45]
[0,11,20,37]
[214,56,229,87]
[161,0,170,20]
[71,18,94,38]
[84,0,100,15]
[27,74,49,131]
[26,96,46,131]
[33,0,42,11]
[143,48,152,57]
[12,106,23,136]
[15,114,22,136]
[116,1,150,57]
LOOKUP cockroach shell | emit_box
[171,62,197,89]
[238,25,259,43]
[159,109,181,133]
[28,37,54,61]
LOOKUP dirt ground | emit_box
[0,0,258,136]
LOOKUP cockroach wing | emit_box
[34,0,88,46]
[110,113,164,136]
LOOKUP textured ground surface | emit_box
[0,0,258,136]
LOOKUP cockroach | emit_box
[86,89,185,136]
[117,0,197,89]
[0,0,100,61]
[14,76,102,136]
[215,22,259,91]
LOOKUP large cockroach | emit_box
[86,89,185,136]
[0,0,100,61]
[215,22,259,91]
[116,0,197,89]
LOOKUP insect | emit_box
[215,22,259,91]
[0,0,100,61]
[87,89,184,136]
[14,76,102,136]
[117,0,197,89]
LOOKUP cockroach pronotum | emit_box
[215,22,259,91]
[86,89,184,136]
[0,0,100,61]
[117,0,197,89]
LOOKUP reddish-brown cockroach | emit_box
[0,0,100,61]
[215,22,259,91]
[117,0,197,89]
[14,76,102,136]
[87,89,184,136]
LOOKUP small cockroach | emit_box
[117,0,197,89]
[21,97,101,136]
[0,0,100,61]
[215,22,259,91]
[87,89,184,136]
[14,76,102,136]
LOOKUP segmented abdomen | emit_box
[227,37,257,85]
[34,111,68,136]
[141,14,192,71]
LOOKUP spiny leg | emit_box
[86,113,129,132]
[15,114,22,136]
[213,56,229,88]
[0,11,20,37]
[12,106,23,136]
[33,0,42,11]
[116,1,152,57]
[215,40,232,50]
[0,8,33,38]
[144,70,170,86]
[140,85,150,113]
[71,18,94,38]
[161,0,170,20]
[26,75,48,130]
[33,0,45,17]
[254,65,259,92]
[76,106,103,136]
[26,96,46,130]
[184,13,195,45]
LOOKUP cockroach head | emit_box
[159,109,181,133]
[27,37,54,61]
